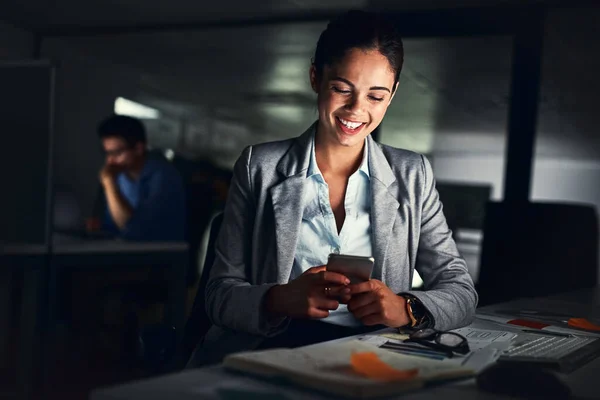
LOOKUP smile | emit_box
[336,117,365,135]
[337,117,364,129]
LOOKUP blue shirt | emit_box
[291,134,372,326]
[103,158,186,242]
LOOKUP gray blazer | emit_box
[188,123,477,367]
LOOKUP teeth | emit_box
[339,118,363,129]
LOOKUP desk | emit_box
[44,238,189,389]
[91,287,600,400]
[1,244,48,400]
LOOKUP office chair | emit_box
[180,212,223,367]
[477,201,599,306]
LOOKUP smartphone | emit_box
[326,254,374,284]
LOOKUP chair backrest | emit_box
[477,201,599,306]
[183,184,214,286]
[181,212,223,365]
[436,182,491,232]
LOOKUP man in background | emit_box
[96,114,186,241]
[71,115,187,368]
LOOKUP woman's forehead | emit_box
[324,48,396,88]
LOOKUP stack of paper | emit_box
[223,339,474,398]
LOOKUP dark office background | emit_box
[1,0,599,399]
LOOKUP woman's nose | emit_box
[345,94,365,114]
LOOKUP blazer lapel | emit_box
[367,136,401,281]
[269,124,315,283]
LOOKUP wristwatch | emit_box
[404,295,429,328]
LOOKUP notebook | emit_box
[223,339,474,398]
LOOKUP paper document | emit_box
[224,339,474,398]
[355,327,514,373]
[477,314,600,337]
[277,340,465,377]
[357,327,515,353]
[451,327,517,352]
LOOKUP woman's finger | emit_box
[322,285,350,298]
[307,308,330,319]
[338,294,352,304]
[318,271,350,285]
[313,297,340,311]
[348,279,385,295]
[347,292,377,313]
[304,265,326,275]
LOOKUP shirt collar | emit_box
[307,133,370,179]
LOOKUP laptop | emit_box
[499,333,600,373]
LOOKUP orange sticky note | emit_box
[350,352,419,382]
[568,318,600,332]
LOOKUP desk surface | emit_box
[91,288,600,400]
[4,238,189,255]
[51,234,188,254]
[3,243,48,255]
[52,240,188,255]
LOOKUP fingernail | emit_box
[344,287,350,293]
[345,279,350,285]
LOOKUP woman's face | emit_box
[311,48,398,149]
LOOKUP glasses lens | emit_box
[105,147,129,157]
[436,333,465,348]
[410,328,437,340]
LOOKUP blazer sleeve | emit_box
[204,146,289,337]
[401,156,479,331]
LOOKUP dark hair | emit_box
[313,10,404,91]
[97,114,147,147]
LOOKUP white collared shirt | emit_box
[290,134,372,326]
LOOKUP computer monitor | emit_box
[435,182,492,232]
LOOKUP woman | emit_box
[189,10,477,367]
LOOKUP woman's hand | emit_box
[265,266,351,319]
[347,279,410,327]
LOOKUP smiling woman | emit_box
[311,48,397,150]
[188,10,477,367]
[310,10,403,152]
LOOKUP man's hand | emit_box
[99,164,121,186]
[265,266,351,319]
[347,279,410,327]
[99,164,132,229]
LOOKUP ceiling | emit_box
[1,0,579,31]
[2,0,599,167]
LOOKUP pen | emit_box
[380,344,446,360]
[380,342,449,358]
[381,341,448,355]
[521,329,573,338]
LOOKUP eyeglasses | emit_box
[404,328,470,358]
[103,146,131,158]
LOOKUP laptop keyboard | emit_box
[503,335,596,359]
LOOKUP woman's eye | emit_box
[332,87,351,94]
[369,96,384,102]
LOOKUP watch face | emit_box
[408,298,425,318]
